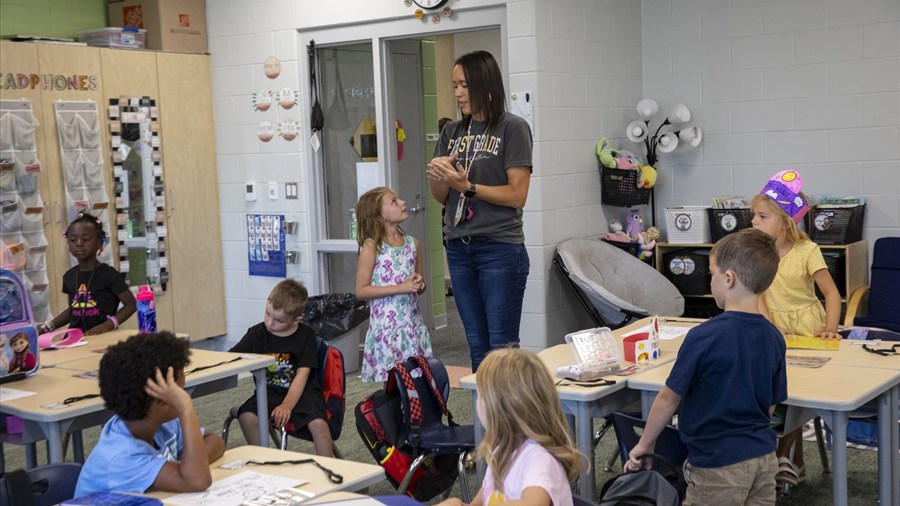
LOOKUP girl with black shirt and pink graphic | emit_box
[38,213,135,335]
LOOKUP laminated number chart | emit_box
[247,214,285,277]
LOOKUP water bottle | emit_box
[349,209,358,240]
[136,285,157,333]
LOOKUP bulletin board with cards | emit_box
[247,214,285,277]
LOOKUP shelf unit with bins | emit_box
[655,241,869,304]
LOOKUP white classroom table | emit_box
[37,329,190,368]
[146,446,385,503]
[0,348,274,464]
[458,317,699,500]
[628,361,900,506]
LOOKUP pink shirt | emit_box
[482,439,573,505]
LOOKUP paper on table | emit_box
[0,387,36,401]
[165,471,307,506]
[784,335,839,351]
[786,355,831,368]
[622,325,689,341]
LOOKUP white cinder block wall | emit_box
[207,1,309,341]
[206,0,898,347]
[641,0,899,247]
[513,0,644,348]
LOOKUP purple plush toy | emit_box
[625,208,644,238]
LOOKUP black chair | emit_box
[222,337,345,458]
[844,237,900,333]
[0,462,81,506]
[610,412,688,475]
[394,357,474,502]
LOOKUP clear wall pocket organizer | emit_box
[0,99,50,321]
[54,101,113,267]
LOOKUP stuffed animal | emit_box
[616,150,642,170]
[636,163,657,189]
[595,138,620,168]
[602,221,631,243]
[636,226,660,260]
[625,208,644,238]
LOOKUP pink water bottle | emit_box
[136,285,157,333]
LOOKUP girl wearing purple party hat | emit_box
[750,169,841,487]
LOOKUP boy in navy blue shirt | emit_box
[625,228,787,505]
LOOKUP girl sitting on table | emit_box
[437,348,584,506]
[751,170,841,487]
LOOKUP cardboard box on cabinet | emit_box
[108,0,207,53]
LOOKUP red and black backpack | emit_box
[354,356,461,500]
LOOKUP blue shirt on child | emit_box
[74,416,182,497]
[666,311,787,468]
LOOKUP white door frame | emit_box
[297,6,507,295]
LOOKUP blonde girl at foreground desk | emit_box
[437,348,583,506]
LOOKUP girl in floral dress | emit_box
[355,187,433,383]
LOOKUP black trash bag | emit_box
[303,293,369,340]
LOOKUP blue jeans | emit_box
[446,237,530,371]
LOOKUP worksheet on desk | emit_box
[0,387,36,402]
[621,325,690,341]
[166,471,307,506]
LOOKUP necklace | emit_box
[453,119,490,226]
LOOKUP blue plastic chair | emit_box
[0,462,82,506]
[844,237,900,333]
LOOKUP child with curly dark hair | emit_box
[74,332,225,497]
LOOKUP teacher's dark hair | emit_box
[455,50,506,125]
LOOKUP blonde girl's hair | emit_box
[751,193,810,244]
[475,348,585,494]
[355,186,402,251]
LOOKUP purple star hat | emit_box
[760,169,809,223]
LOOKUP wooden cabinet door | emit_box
[36,44,108,315]
[156,52,226,339]
[0,41,60,317]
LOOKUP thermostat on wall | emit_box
[245,182,257,201]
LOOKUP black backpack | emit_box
[354,356,461,501]
[599,454,684,506]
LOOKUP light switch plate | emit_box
[285,182,298,200]
[268,181,278,200]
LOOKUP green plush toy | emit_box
[595,137,620,168]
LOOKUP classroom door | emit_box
[388,40,431,328]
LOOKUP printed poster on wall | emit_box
[247,214,285,277]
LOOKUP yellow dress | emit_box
[763,240,828,336]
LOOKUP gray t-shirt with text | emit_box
[433,112,533,243]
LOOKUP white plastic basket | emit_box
[664,206,712,244]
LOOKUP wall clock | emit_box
[413,0,449,9]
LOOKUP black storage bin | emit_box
[707,208,754,243]
[805,205,865,244]
[662,249,711,296]
[601,238,654,266]
[816,251,847,299]
[600,166,651,207]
